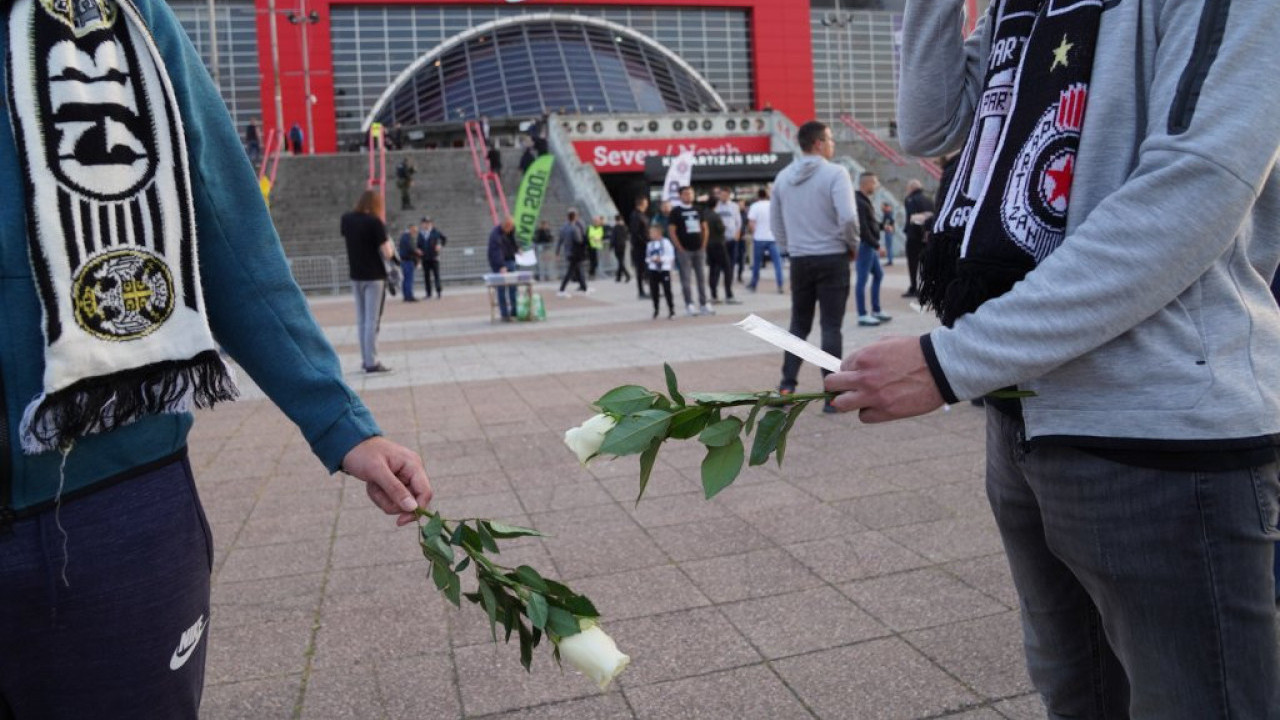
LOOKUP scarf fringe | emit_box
[20,350,239,454]
[918,230,964,322]
[937,259,1034,329]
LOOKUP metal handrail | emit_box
[464,120,510,226]
[839,114,907,166]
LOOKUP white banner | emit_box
[662,150,695,204]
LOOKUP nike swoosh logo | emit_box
[170,615,208,671]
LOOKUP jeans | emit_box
[780,253,850,390]
[706,242,734,300]
[986,408,1280,720]
[400,260,417,300]
[883,231,895,264]
[750,240,784,290]
[534,244,554,282]
[726,239,745,279]
[676,249,708,307]
[353,279,385,369]
[854,242,884,316]
[0,458,212,719]
[493,260,518,318]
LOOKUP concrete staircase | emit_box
[267,147,582,293]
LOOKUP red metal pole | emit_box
[965,0,979,36]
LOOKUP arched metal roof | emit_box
[362,13,729,132]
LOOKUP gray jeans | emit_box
[676,249,708,307]
[352,280,385,370]
[985,408,1279,719]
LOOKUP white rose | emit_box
[563,414,617,465]
[558,620,630,691]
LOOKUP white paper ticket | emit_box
[734,314,843,373]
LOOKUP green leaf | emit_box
[479,581,500,640]
[653,394,673,411]
[637,435,662,504]
[484,521,544,539]
[687,391,761,405]
[422,514,444,540]
[699,416,744,447]
[776,400,811,466]
[744,401,763,436]
[514,565,549,593]
[427,534,455,564]
[749,409,788,466]
[517,618,534,671]
[667,406,711,440]
[546,606,581,638]
[701,437,745,499]
[541,578,575,599]
[503,604,517,642]
[454,556,471,574]
[458,525,486,553]
[556,594,599,619]
[432,562,461,607]
[598,409,672,457]
[526,592,549,630]
[595,385,658,415]
[664,363,685,406]
[476,522,500,552]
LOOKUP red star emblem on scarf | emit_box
[1043,153,1075,212]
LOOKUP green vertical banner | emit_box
[514,154,556,247]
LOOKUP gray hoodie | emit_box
[770,155,858,258]
[900,0,1280,444]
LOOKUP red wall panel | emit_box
[256,0,814,153]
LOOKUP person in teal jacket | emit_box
[0,1,431,716]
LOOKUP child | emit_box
[646,224,676,319]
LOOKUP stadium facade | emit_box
[169,0,985,154]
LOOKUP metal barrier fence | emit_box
[287,255,341,295]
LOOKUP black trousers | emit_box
[587,247,599,277]
[781,253,850,390]
[904,226,925,293]
[706,242,734,300]
[649,270,674,315]
[614,250,631,282]
[632,251,648,296]
[560,257,587,292]
[422,260,441,297]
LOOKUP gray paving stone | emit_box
[610,606,761,688]
[200,674,301,720]
[211,572,324,628]
[433,490,529,521]
[330,526,426,569]
[993,693,1047,719]
[944,554,1020,610]
[370,653,462,720]
[904,612,1033,700]
[236,509,338,548]
[784,532,931,584]
[833,490,955,530]
[205,617,313,685]
[299,662,382,720]
[939,709,1006,720]
[650,515,775,562]
[883,516,1005,564]
[515,481,617,514]
[481,694,635,719]
[681,548,826,604]
[310,604,452,670]
[734,500,867,545]
[216,538,332,585]
[772,638,980,720]
[624,491,731,528]
[571,565,711,621]
[454,641,608,717]
[541,524,669,580]
[840,568,1009,632]
[720,586,888,659]
[711,481,817,513]
[624,664,811,719]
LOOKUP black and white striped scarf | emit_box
[6,0,236,453]
[919,0,1103,327]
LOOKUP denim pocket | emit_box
[1248,464,1280,537]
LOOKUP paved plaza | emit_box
[194,263,1046,719]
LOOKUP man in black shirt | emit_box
[669,186,712,316]
[629,196,651,299]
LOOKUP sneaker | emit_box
[652,309,659,320]
[686,303,698,316]
[668,310,676,320]
[710,297,722,305]
[557,291,572,298]
[363,363,394,375]
[872,312,892,323]
[584,287,596,295]
[725,297,743,305]
[901,289,918,298]
[747,284,757,293]
[700,304,716,316]
[777,287,785,294]
[857,315,882,326]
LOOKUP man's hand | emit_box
[824,336,945,422]
[342,437,433,526]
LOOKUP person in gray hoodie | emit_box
[771,120,858,408]
[827,1,1280,717]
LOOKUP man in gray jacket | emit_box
[827,1,1280,717]
[772,121,858,410]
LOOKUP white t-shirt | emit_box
[748,200,774,242]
